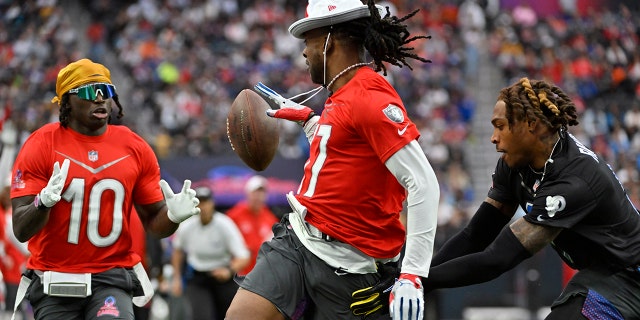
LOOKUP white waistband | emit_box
[286,192,378,274]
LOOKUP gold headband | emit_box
[51,58,112,105]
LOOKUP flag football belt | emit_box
[286,191,382,274]
[305,222,336,242]
[10,262,153,320]
[42,270,92,297]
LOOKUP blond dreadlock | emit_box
[498,78,578,132]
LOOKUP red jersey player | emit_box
[10,58,200,320]
[227,1,439,319]
[226,175,279,275]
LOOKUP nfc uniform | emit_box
[11,123,164,319]
[240,67,421,319]
[489,132,640,318]
[298,67,418,256]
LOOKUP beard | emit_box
[309,63,325,86]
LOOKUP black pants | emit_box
[548,267,640,320]
[546,295,587,320]
[25,268,143,320]
[184,271,239,320]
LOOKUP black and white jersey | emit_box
[488,133,640,270]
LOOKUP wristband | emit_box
[305,111,317,124]
[33,194,48,210]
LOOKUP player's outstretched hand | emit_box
[351,262,398,317]
[37,159,70,208]
[389,273,424,320]
[254,82,315,126]
[160,179,200,223]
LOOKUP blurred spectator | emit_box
[457,0,486,77]
[226,175,278,276]
[0,119,29,319]
[171,186,250,320]
[0,183,30,320]
[511,3,537,27]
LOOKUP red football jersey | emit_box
[298,67,420,258]
[226,201,279,275]
[11,123,164,273]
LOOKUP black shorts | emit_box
[550,267,640,319]
[239,215,383,320]
[25,268,143,320]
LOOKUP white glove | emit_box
[36,159,70,208]
[254,82,316,126]
[160,179,200,223]
[389,273,424,320]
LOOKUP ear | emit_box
[527,120,537,133]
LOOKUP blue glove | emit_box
[254,82,315,126]
[389,273,424,320]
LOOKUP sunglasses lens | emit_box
[75,84,117,101]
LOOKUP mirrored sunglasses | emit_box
[68,83,117,101]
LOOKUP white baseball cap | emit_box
[289,0,384,38]
[245,175,268,193]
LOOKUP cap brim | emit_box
[289,6,374,39]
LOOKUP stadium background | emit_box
[2,0,640,318]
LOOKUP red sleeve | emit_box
[352,88,419,163]
[131,134,163,205]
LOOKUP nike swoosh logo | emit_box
[398,124,409,135]
[56,151,131,174]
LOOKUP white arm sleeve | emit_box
[385,140,439,277]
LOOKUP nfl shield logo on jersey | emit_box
[383,104,404,123]
[88,150,99,162]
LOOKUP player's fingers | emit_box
[59,159,70,179]
[181,179,192,194]
[52,161,61,175]
[159,180,174,198]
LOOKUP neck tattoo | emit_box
[326,62,372,91]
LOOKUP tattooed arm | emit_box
[510,218,563,254]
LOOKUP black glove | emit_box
[350,262,399,318]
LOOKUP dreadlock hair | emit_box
[497,78,578,133]
[59,93,124,127]
[331,0,431,76]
